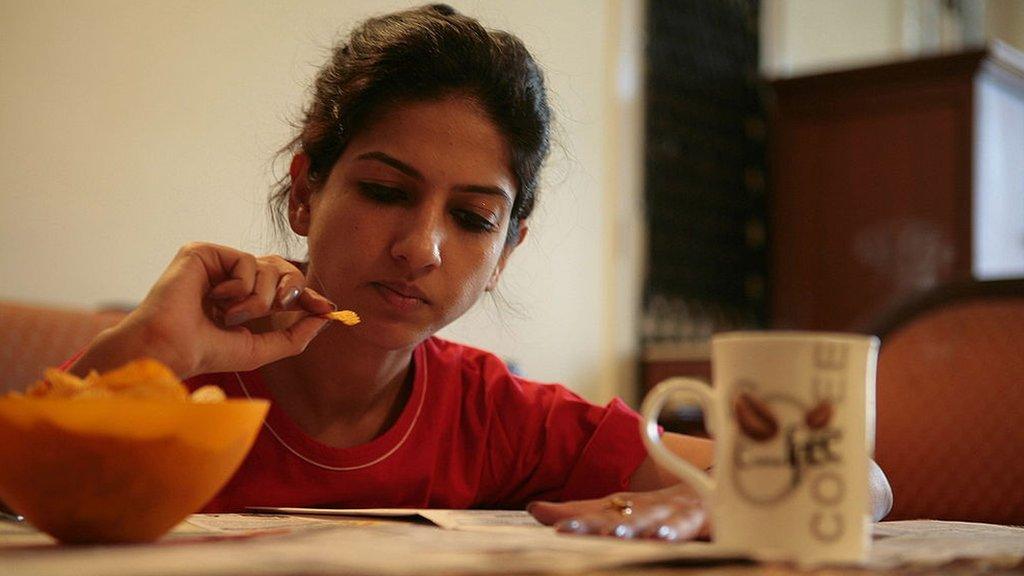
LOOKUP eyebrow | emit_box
[355,151,513,205]
[357,151,422,179]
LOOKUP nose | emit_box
[390,208,443,273]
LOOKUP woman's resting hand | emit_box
[530,459,893,541]
[71,242,334,379]
[528,483,709,541]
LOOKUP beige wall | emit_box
[987,0,1024,50]
[762,0,1024,78]
[762,0,905,77]
[0,0,643,402]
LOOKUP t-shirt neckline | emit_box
[235,343,428,470]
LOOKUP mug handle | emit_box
[640,377,717,498]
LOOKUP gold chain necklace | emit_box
[233,371,424,472]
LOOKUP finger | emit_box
[167,243,256,299]
[253,266,279,311]
[528,500,605,526]
[638,508,706,541]
[190,248,259,307]
[553,516,598,534]
[223,266,279,326]
[642,524,681,541]
[696,517,712,541]
[297,287,336,315]
[211,255,301,304]
[526,501,563,525]
[552,512,636,538]
[277,283,302,309]
[599,519,638,538]
[256,256,307,309]
[254,315,330,362]
[589,507,645,538]
[224,251,257,294]
[211,258,305,307]
[228,315,330,370]
[209,278,251,301]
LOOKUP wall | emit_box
[0,0,642,402]
[762,0,1024,78]
[987,0,1024,50]
[761,0,905,78]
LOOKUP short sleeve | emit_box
[554,397,650,501]
[480,377,648,506]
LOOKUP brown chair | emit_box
[0,301,126,394]
[870,279,1024,524]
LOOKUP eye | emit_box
[452,209,498,233]
[358,182,408,203]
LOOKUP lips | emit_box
[372,281,430,309]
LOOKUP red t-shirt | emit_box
[189,337,648,512]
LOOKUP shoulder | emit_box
[421,336,504,373]
[421,336,582,405]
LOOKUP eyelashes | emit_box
[358,181,406,203]
[357,182,499,233]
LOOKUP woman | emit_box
[68,4,888,540]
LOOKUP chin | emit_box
[351,320,436,353]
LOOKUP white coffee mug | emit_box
[641,331,879,565]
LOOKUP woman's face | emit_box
[291,96,525,350]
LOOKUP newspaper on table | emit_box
[0,510,740,576]
[2,511,1024,575]
[246,506,549,532]
[867,520,1024,570]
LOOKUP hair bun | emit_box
[428,4,457,16]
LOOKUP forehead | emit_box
[339,97,514,187]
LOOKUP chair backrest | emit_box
[871,279,1024,524]
[0,301,125,394]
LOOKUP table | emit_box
[2,512,1023,575]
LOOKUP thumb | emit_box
[527,501,578,525]
[244,315,330,367]
[285,315,331,349]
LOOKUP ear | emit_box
[486,222,529,292]
[288,153,314,237]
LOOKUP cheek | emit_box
[449,244,503,294]
[309,202,375,252]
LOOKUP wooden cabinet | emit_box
[640,343,711,436]
[767,46,1024,331]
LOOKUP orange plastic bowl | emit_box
[0,395,268,543]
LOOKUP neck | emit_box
[259,316,417,448]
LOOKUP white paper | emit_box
[246,506,547,531]
[1,512,738,576]
[867,520,1024,569]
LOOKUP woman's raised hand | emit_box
[528,483,710,541]
[70,242,335,380]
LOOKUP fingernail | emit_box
[526,502,537,513]
[279,287,301,307]
[655,525,678,540]
[611,524,635,538]
[225,311,250,327]
[555,519,585,533]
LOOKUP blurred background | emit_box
[1,0,1022,404]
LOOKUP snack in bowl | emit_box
[0,358,267,544]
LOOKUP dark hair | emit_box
[269,3,551,245]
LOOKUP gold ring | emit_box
[608,495,634,517]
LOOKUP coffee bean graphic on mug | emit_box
[731,386,841,506]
